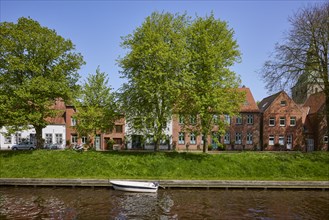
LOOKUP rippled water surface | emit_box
[1,187,328,219]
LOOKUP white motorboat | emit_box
[110,180,159,193]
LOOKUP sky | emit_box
[0,0,324,102]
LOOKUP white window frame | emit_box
[71,117,77,126]
[82,136,88,144]
[178,132,185,145]
[71,134,78,144]
[324,135,328,144]
[269,135,274,146]
[55,134,63,144]
[224,132,230,144]
[235,132,242,144]
[279,135,285,146]
[290,117,296,126]
[246,132,253,145]
[190,115,197,125]
[280,100,287,106]
[224,115,231,125]
[269,117,275,126]
[280,117,285,127]
[5,134,12,144]
[190,133,196,145]
[15,133,22,144]
[179,115,184,124]
[236,116,242,125]
[247,114,253,125]
[45,133,53,144]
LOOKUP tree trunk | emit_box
[202,132,208,153]
[325,94,329,151]
[34,125,44,149]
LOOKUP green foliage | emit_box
[176,13,244,152]
[0,17,85,147]
[1,151,328,180]
[74,67,118,143]
[118,12,189,151]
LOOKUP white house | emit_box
[125,119,173,150]
[0,125,66,150]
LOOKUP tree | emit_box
[260,2,329,149]
[74,67,118,148]
[118,12,189,151]
[0,17,85,148]
[176,14,244,153]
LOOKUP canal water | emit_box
[0,187,328,219]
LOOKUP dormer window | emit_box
[280,100,287,106]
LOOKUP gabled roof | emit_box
[45,99,66,125]
[258,91,282,112]
[303,92,325,114]
[238,87,259,112]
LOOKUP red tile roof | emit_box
[238,87,260,112]
[303,92,326,114]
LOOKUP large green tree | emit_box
[0,17,85,148]
[73,67,118,147]
[118,12,189,151]
[176,14,244,153]
[260,2,328,150]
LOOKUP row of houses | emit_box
[0,87,327,151]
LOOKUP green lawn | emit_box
[1,150,328,181]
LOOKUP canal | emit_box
[0,187,328,219]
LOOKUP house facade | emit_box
[0,99,67,150]
[303,92,328,151]
[172,87,261,151]
[258,91,306,151]
[65,105,125,150]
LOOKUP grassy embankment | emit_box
[0,150,328,181]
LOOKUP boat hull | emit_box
[110,181,158,193]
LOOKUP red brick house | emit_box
[172,87,260,150]
[258,91,306,151]
[65,105,125,150]
[303,92,328,151]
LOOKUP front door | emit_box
[307,139,314,152]
[286,135,292,150]
[95,135,101,151]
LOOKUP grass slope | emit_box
[0,150,328,181]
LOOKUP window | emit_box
[280,100,287,106]
[290,117,296,126]
[190,133,196,145]
[45,133,53,144]
[190,115,196,124]
[247,114,253,124]
[115,125,123,133]
[280,117,285,126]
[246,132,253,145]
[201,134,205,145]
[4,134,12,144]
[213,115,218,124]
[279,135,285,145]
[178,132,185,145]
[269,135,274,145]
[324,136,328,144]
[15,133,22,144]
[55,134,63,144]
[224,115,231,124]
[179,115,184,124]
[71,117,77,126]
[114,138,122,145]
[81,136,87,144]
[269,117,275,126]
[224,132,230,144]
[235,132,242,144]
[71,134,78,144]
[236,116,242,125]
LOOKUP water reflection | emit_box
[0,187,328,219]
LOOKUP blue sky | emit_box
[1,0,323,101]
